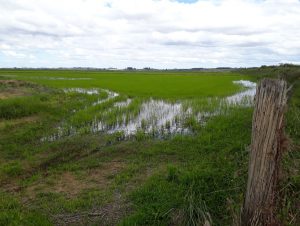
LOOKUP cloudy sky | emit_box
[0,0,300,68]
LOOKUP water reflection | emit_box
[43,80,256,141]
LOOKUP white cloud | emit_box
[0,0,300,68]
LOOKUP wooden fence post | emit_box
[242,79,287,226]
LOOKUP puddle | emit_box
[37,77,92,80]
[106,100,191,136]
[42,80,256,141]
[114,99,132,108]
[64,88,99,95]
[233,80,256,88]
[226,80,256,105]
[100,80,256,136]
[63,88,119,106]
[2,75,92,80]
[92,90,119,106]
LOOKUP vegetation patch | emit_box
[0,67,298,225]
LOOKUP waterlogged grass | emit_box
[0,68,298,225]
[117,107,253,225]
[0,70,252,98]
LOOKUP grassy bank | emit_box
[238,65,300,225]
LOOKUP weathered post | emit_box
[242,79,287,226]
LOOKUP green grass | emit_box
[0,67,298,225]
[0,96,49,119]
[0,192,51,226]
[118,107,252,225]
[0,70,251,98]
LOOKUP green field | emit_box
[0,67,299,226]
[0,70,251,98]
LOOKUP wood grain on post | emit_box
[242,79,287,226]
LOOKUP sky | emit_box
[0,0,300,69]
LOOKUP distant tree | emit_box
[126,67,136,70]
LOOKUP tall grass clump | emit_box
[182,186,212,226]
[0,96,48,119]
[0,192,51,226]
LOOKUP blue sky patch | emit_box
[175,0,198,3]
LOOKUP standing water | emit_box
[42,80,256,141]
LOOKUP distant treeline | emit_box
[237,64,300,84]
[1,64,300,77]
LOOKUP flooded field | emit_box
[43,80,256,141]
[2,68,298,226]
